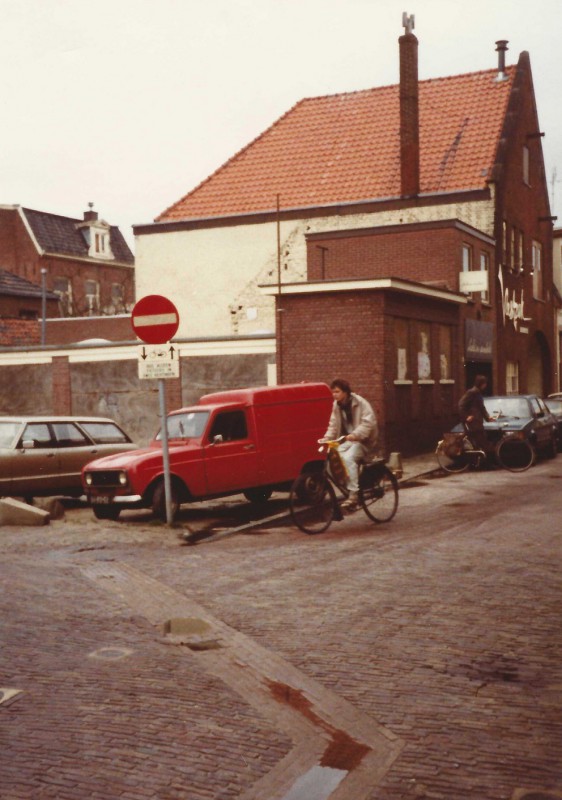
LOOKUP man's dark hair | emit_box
[330,378,352,394]
[474,375,488,389]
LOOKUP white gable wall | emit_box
[135,194,495,339]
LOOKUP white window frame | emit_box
[532,240,543,299]
[506,361,519,395]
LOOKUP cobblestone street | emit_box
[1,459,561,800]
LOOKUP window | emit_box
[510,228,515,272]
[80,421,131,444]
[159,411,209,440]
[506,361,519,395]
[532,241,543,298]
[53,277,73,316]
[51,422,89,448]
[480,252,490,302]
[19,423,53,448]
[502,221,507,263]
[417,324,432,381]
[462,243,472,272]
[395,318,410,381]
[438,325,452,380]
[84,279,100,315]
[518,231,524,274]
[208,411,248,442]
[111,283,125,312]
[523,145,530,185]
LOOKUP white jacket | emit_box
[324,393,378,454]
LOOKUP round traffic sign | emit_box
[131,295,180,344]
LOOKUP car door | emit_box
[203,410,259,494]
[11,423,60,496]
[51,422,100,493]
[529,397,550,449]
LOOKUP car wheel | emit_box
[92,505,121,521]
[152,479,180,522]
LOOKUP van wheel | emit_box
[243,488,273,504]
[93,505,121,521]
[152,480,180,521]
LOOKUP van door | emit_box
[203,410,259,494]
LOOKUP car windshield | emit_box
[484,397,529,419]
[0,421,20,448]
[156,411,209,440]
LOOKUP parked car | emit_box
[82,383,333,521]
[0,416,137,501]
[452,394,558,458]
[545,396,562,450]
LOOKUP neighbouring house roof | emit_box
[0,269,58,301]
[157,65,516,223]
[21,208,134,264]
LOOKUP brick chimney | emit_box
[399,14,420,197]
[83,202,98,222]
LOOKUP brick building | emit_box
[0,204,135,321]
[135,22,557,455]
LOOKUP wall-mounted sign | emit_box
[498,266,531,331]
[465,319,493,362]
[459,270,489,293]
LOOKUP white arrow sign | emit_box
[138,344,180,380]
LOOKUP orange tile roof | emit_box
[157,66,515,222]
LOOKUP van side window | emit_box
[209,411,248,442]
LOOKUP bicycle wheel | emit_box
[359,465,399,523]
[289,471,337,534]
[436,441,470,473]
[495,435,535,472]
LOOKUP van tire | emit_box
[152,479,180,522]
[243,488,273,504]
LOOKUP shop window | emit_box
[417,324,432,382]
[506,361,519,395]
[532,241,543,299]
[394,319,410,382]
[438,325,453,381]
[480,252,490,303]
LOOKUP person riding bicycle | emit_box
[458,375,493,455]
[323,379,378,510]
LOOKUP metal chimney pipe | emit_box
[495,40,508,81]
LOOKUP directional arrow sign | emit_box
[131,295,179,344]
[138,344,179,380]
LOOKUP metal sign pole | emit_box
[158,378,173,525]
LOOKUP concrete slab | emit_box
[0,497,50,526]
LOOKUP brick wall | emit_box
[0,318,41,347]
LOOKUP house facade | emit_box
[134,26,557,455]
[0,204,135,320]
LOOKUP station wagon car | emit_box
[0,416,137,500]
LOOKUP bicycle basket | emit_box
[359,460,386,489]
[442,432,465,458]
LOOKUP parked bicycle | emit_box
[289,437,399,534]
[436,424,534,474]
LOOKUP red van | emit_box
[82,383,332,521]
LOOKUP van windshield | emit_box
[156,411,209,440]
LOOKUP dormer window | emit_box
[76,206,114,260]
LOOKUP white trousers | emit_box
[338,441,370,493]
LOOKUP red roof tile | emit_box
[157,66,515,222]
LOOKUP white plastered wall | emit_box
[135,194,495,340]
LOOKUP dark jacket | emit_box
[458,387,491,427]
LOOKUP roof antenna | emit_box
[402,11,415,34]
[495,40,508,82]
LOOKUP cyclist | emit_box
[458,375,493,455]
[323,379,378,510]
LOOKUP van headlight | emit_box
[84,473,93,486]
[119,471,128,486]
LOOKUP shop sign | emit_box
[498,266,531,331]
[465,319,493,362]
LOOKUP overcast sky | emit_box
[1,0,561,251]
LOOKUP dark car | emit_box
[545,397,562,451]
[452,394,558,458]
[0,416,137,501]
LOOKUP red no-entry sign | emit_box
[131,295,180,344]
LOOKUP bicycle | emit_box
[435,424,535,474]
[289,437,399,534]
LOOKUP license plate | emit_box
[92,495,112,504]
